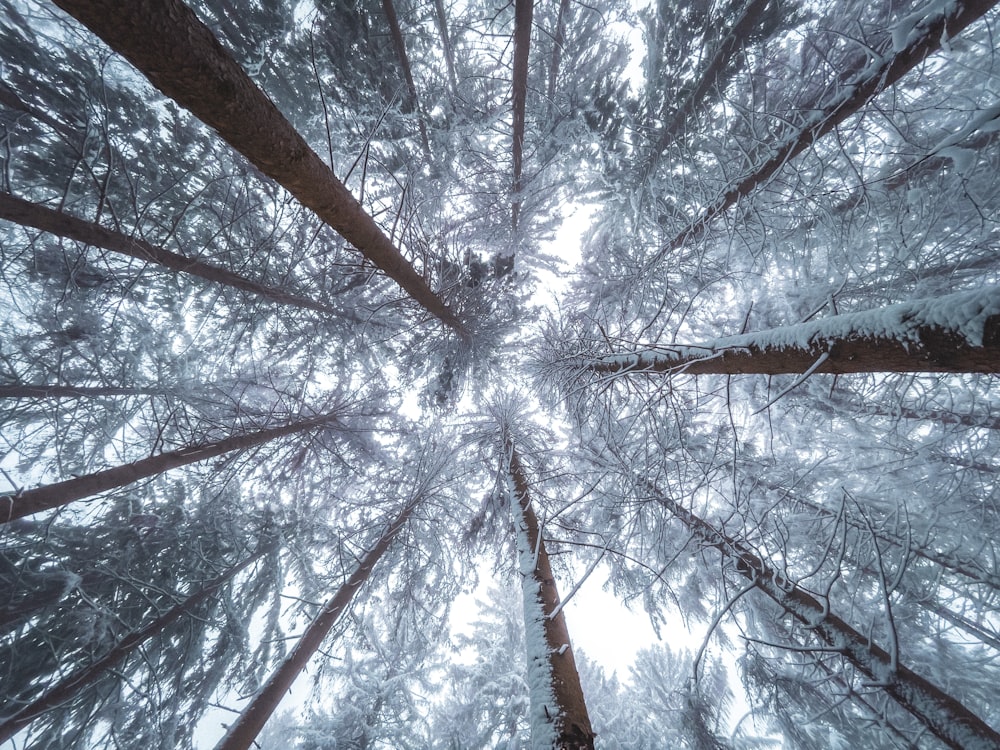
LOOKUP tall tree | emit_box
[50,0,467,335]
[556,287,1000,377]
[510,0,534,234]
[0,192,343,316]
[2,409,346,522]
[656,0,999,258]
[505,441,594,749]
[638,478,1000,750]
[0,541,271,744]
[215,500,417,750]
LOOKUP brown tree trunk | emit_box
[641,481,1000,750]
[659,0,998,256]
[433,0,458,97]
[507,444,594,749]
[380,0,431,158]
[1,411,342,523]
[0,384,161,399]
[0,192,343,316]
[510,0,533,233]
[214,502,415,750]
[51,0,467,337]
[817,394,1000,432]
[0,545,271,743]
[546,0,570,116]
[638,0,771,183]
[573,287,1000,376]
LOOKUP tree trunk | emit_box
[50,0,467,337]
[638,0,771,184]
[0,545,270,743]
[1,411,343,523]
[214,502,415,750]
[0,384,162,400]
[572,287,1000,376]
[659,0,998,256]
[817,393,1000,433]
[380,0,431,158]
[546,0,570,117]
[642,480,1000,750]
[432,0,458,97]
[510,0,533,234]
[507,444,595,749]
[0,192,343,316]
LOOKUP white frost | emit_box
[650,286,1000,359]
[512,479,559,750]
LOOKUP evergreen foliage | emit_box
[2,0,1000,747]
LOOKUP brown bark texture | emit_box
[546,0,570,109]
[214,502,415,750]
[0,545,270,743]
[510,0,534,233]
[645,482,1000,750]
[50,0,466,336]
[0,411,341,523]
[0,192,340,316]
[575,288,1000,377]
[508,445,595,749]
[380,0,431,156]
[0,384,161,399]
[659,0,999,256]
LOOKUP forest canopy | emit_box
[1,0,999,748]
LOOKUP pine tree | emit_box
[3,0,1000,747]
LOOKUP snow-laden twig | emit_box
[752,352,830,415]
[692,579,756,686]
[547,540,610,621]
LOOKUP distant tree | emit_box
[2,408,348,522]
[0,540,272,743]
[215,500,417,750]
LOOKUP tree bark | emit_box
[0,384,161,400]
[507,444,595,749]
[659,0,999,256]
[1,411,342,523]
[642,481,1000,750]
[50,0,467,337]
[546,0,570,116]
[0,545,270,743]
[638,0,771,184]
[0,192,342,316]
[572,287,1000,377]
[510,0,533,234]
[380,0,431,158]
[819,393,1000,432]
[214,502,415,750]
[432,0,458,97]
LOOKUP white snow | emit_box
[890,0,955,53]
[511,477,560,750]
[637,286,1000,363]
